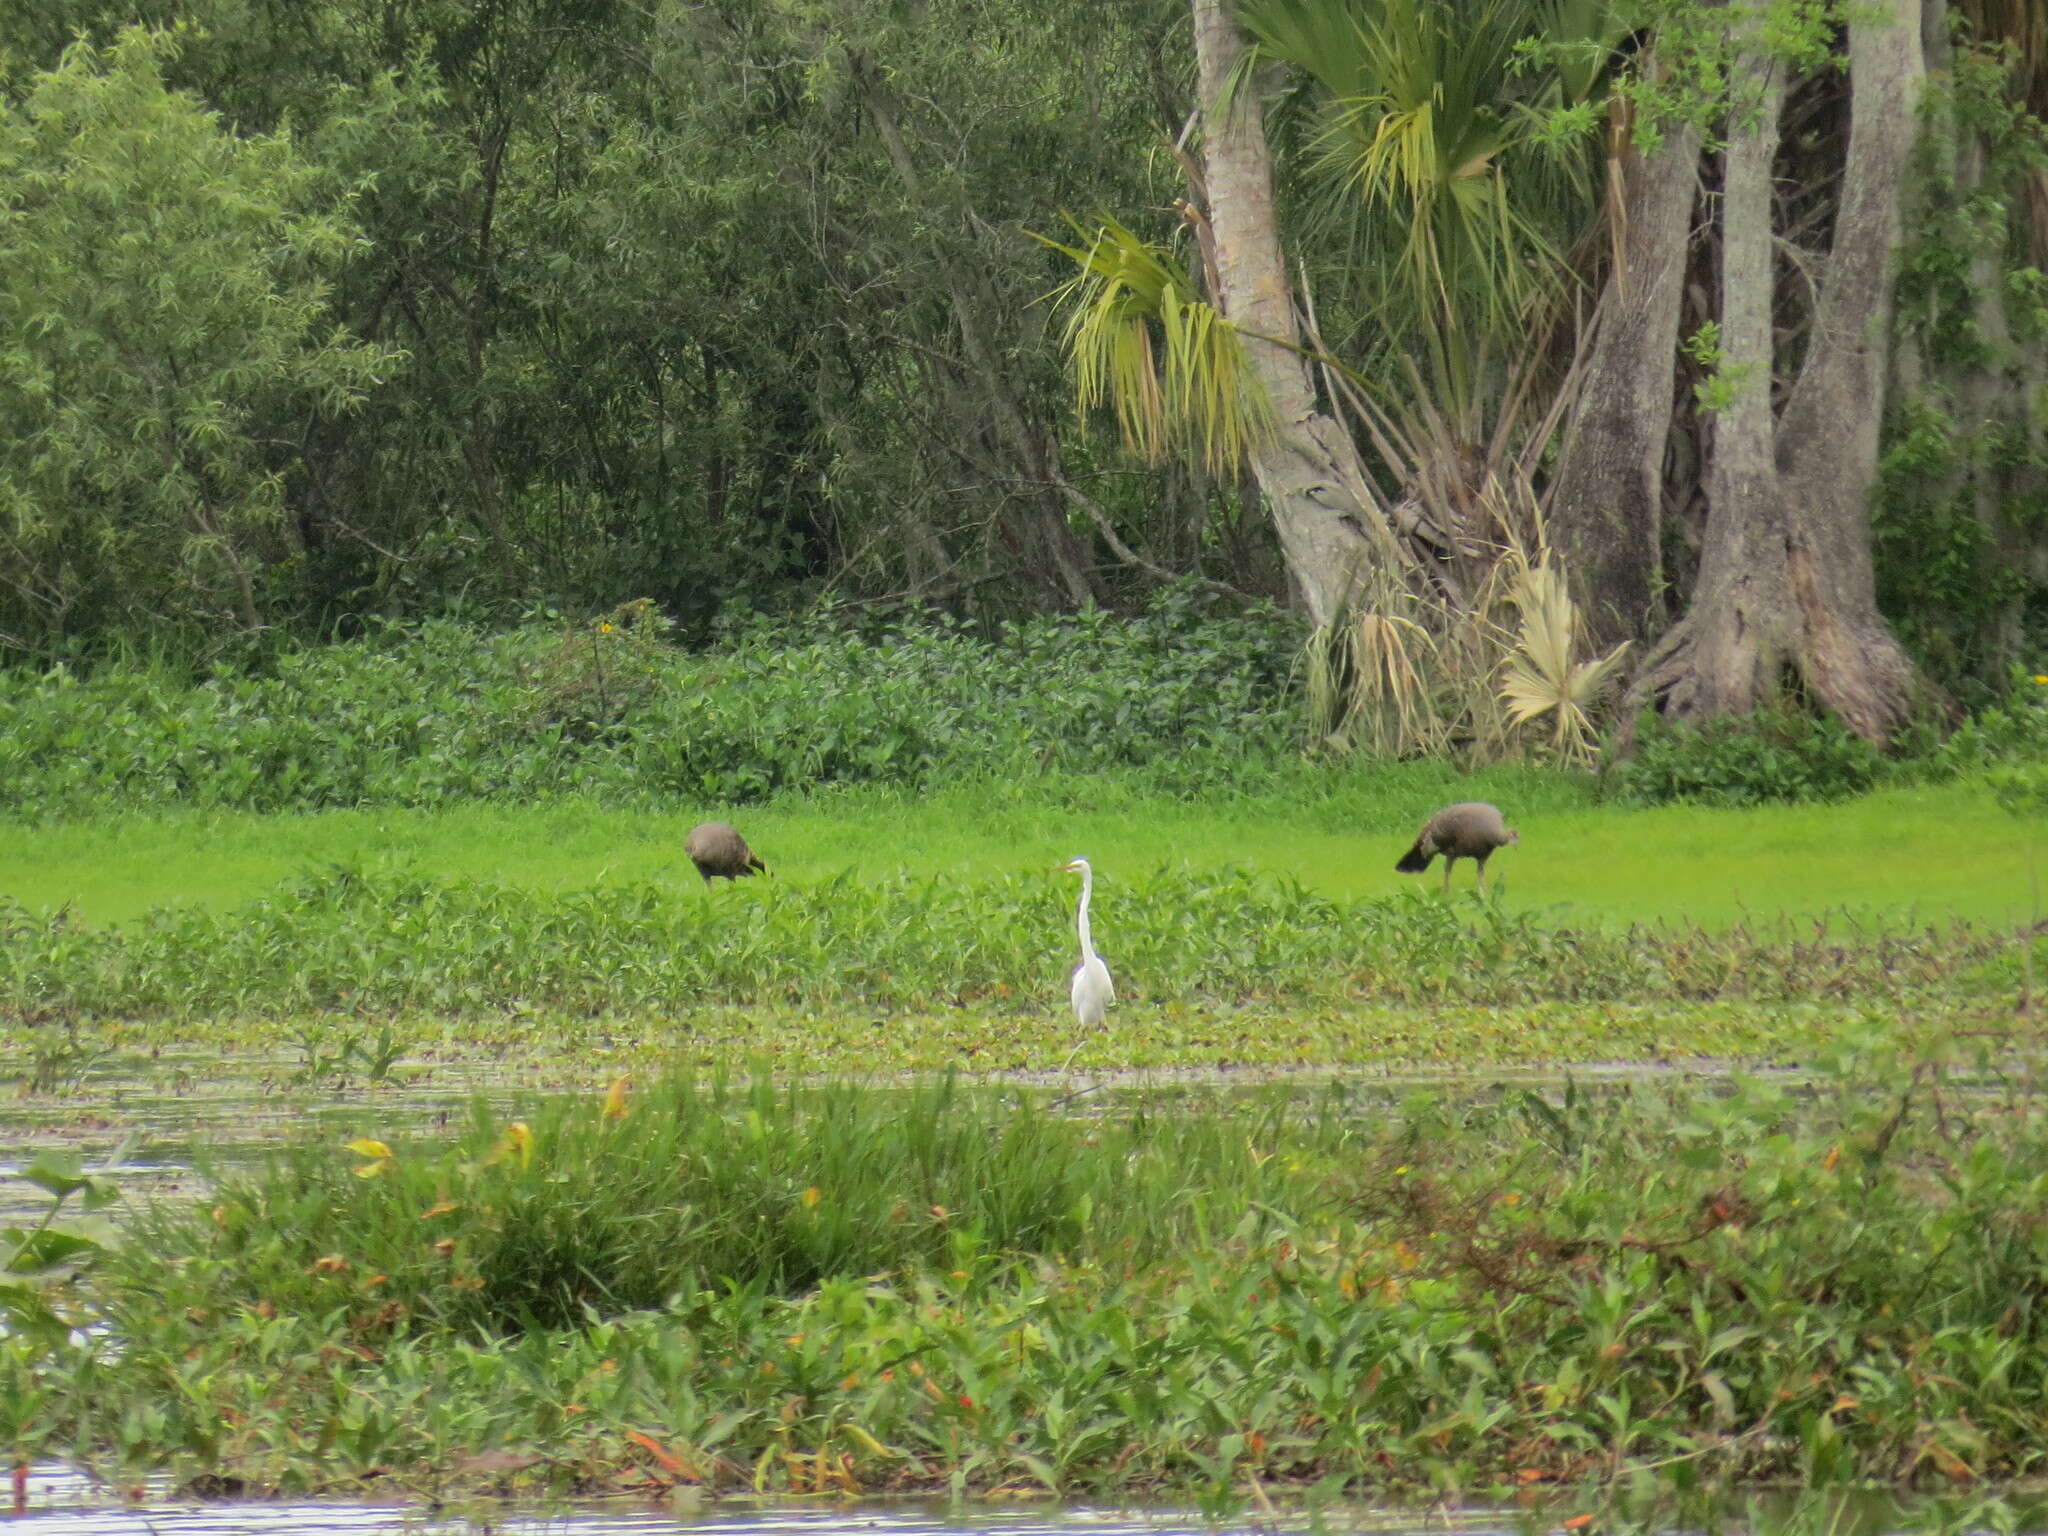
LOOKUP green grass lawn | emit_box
[4,773,2037,930]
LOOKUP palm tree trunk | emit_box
[1189,0,1403,627]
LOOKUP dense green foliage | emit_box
[12,1028,2048,1510]
[1606,706,1888,808]
[0,0,1194,658]
[1876,44,2048,694]
[0,27,395,655]
[0,597,1300,817]
[0,0,2035,715]
[13,613,2048,825]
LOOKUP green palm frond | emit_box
[1035,216,1274,477]
[1237,0,1608,412]
[1244,0,1566,288]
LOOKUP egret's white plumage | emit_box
[1060,858,1114,1067]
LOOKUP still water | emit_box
[9,1463,1532,1536]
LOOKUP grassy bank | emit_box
[4,776,2042,931]
[10,1027,2048,1515]
[2,773,2033,1083]
[0,842,2023,1032]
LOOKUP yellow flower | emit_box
[346,1137,394,1179]
[2033,674,2047,685]
[598,622,615,634]
[482,1122,535,1170]
[601,1074,631,1121]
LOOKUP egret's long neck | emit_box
[1075,866,1095,959]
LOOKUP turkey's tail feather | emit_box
[1394,840,1433,874]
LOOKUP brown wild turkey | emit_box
[684,821,767,887]
[1395,802,1518,893]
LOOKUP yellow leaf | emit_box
[601,1075,631,1121]
[353,1158,392,1180]
[419,1201,462,1220]
[801,1185,822,1208]
[482,1121,536,1170]
[840,1423,894,1457]
[346,1138,393,1160]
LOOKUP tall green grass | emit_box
[149,1075,1355,1332]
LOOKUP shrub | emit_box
[1607,706,1885,807]
[1904,668,2048,782]
[0,593,1305,818]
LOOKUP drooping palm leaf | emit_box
[1035,215,1275,476]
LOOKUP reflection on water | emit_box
[9,1464,1536,1536]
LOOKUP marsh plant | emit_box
[0,1145,125,1348]
[10,1028,2048,1515]
[0,863,2016,1026]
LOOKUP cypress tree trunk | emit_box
[1548,117,1700,649]
[1626,0,1939,742]
[1771,0,1932,732]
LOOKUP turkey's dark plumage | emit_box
[685,821,766,887]
[1396,802,1518,892]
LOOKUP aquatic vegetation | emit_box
[0,862,2019,1029]
[0,606,1304,820]
[8,1025,2048,1515]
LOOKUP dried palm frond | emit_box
[1498,559,1632,768]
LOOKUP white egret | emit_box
[1058,856,1114,1073]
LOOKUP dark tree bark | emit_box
[1549,117,1701,649]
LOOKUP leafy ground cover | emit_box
[6,620,2047,1525]
[1,774,2034,1090]
[0,605,1304,819]
[9,1026,2048,1523]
